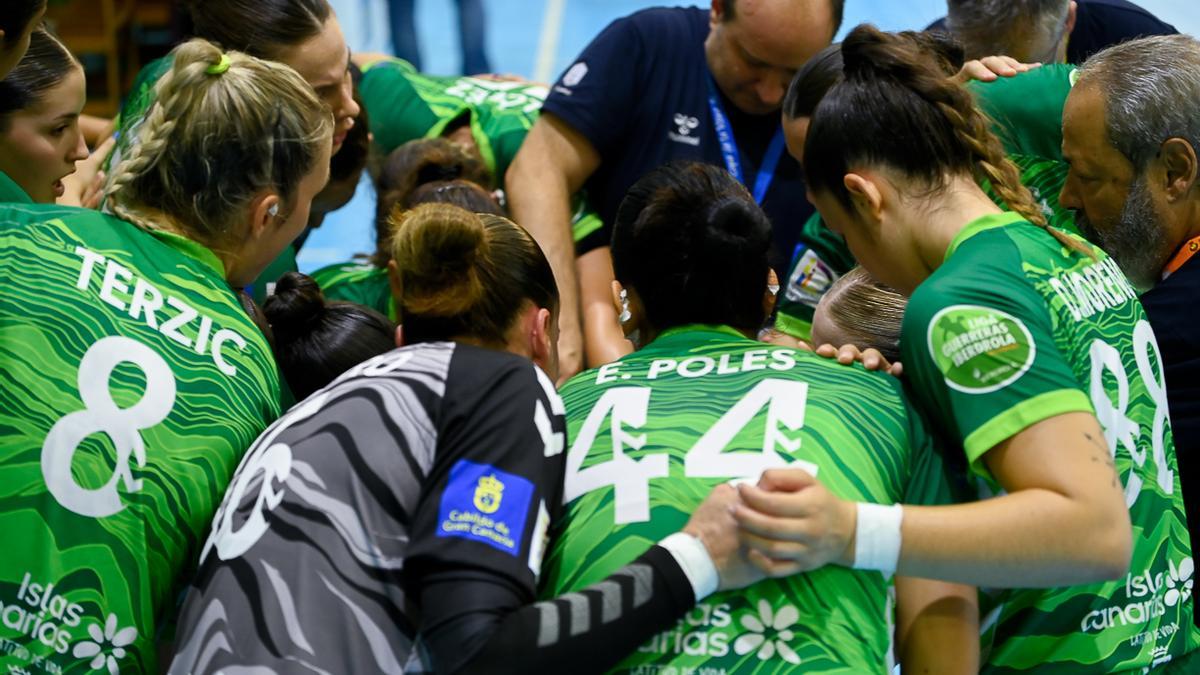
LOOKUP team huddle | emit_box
[0,0,1198,673]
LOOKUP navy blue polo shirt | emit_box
[926,0,1177,64]
[542,6,813,271]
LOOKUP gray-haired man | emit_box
[1059,37,1200,623]
[927,0,1176,64]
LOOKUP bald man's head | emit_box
[706,0,841,115]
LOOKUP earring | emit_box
[268,203,280,217]
[619,289,631,323]
[767,283,780,296]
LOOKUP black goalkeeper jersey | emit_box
[169,342,569,673]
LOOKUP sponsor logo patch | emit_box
[438,460,534,556]
[784,248,838,310]
[927,305,1036,393]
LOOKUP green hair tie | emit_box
[206,54,232,76]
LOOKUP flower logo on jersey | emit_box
[733,600,801,665]
[473,474,505,514]
[72,613,137,674]
[1165,557,1194,607]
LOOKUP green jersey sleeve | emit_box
[969,64,1076,162]
[901,213,1092,477]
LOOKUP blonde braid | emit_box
[100,38,332,266]
[103,41,218,236]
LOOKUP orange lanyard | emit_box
[1164,235,1200,278]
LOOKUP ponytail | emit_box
[612,161,772,334]
[806,25,1092,258]
[105,38,332,255]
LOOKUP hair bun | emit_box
[842,24,965,82]
[392,203,488,317]
[697,195,770,260]
[264,272,326,340]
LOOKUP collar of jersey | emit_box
[651,324,749,346]
[0,170,33,204]
[944,211,1026,263]
[149,228,226,277]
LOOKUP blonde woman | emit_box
[0,39,331,674]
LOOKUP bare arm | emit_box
[505,114,601,383]
[895,576,978,675]
[734,411,1132,588]
[79,115,113,148]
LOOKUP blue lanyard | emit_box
[706,75,787,205]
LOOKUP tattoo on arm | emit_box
[1084,432,1120,488]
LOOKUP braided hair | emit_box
[803,25,1090,257]
[104,39,332,258]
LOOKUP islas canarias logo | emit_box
[474,474,505,514]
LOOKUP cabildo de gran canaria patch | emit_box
[437,460,534,556]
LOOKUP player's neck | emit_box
[916,180,1004,273]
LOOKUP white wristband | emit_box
[853,503,904,575]
[659,532,720,601]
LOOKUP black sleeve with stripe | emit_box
[416,544,695,674]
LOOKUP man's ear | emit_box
[709,0,726,28]
[844,173,884,224]
[1065,1,1078,35]
[1159,138,1199,203]
[394,324,404,348]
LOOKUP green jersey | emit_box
[969,64,1076,163]
[0,204,282,674]
[776,154,1078,341]
[110,56,173,175]
[309,261,396,322]
[359,57,604,243]
[541,325,957,674]
[0,171,33,204]
[360,56,546,178]
[902,212,1194,673]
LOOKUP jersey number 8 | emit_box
[1088,320,1174,507]
[42,336,177,518]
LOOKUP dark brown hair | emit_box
[803,25,1089,256]
[0,29,76,130]
[371,137,493,265]
[783,42,842,121]
[184,0,331,60]
[389,203,557,345]
[265,272,395,400]
[613,161,772,334]
[0,0,43,46]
